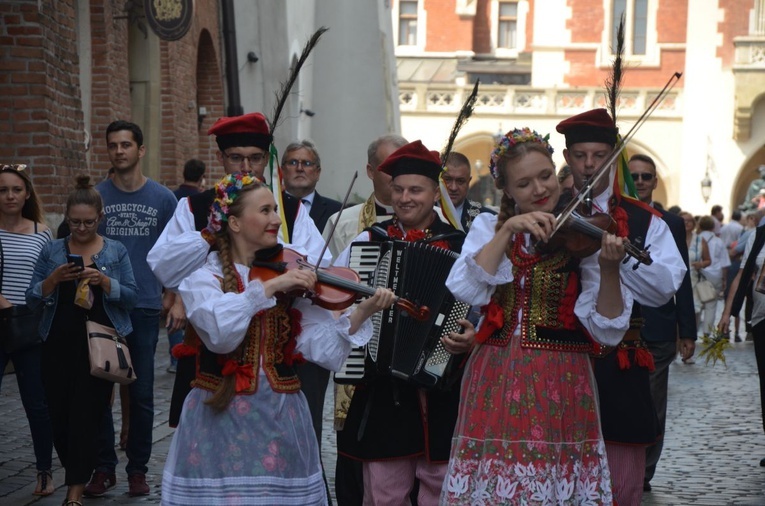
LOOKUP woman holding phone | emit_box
[27,175,138,506]
[0,163,55,496]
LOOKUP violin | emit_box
[249,247,430,321]
[537,191,653,267]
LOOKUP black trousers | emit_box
[41,324,113,485]
[753,320,765,433]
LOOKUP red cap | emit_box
[556,108,617,147]
[207,112,273,151]
[377,140,442,181]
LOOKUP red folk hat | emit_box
[377,140,442,181]
[556,108,618,148]
[207,112,273,151]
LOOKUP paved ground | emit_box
[2,330,765,505]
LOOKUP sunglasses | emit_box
[1,164,27,172]
[631,172,654,182]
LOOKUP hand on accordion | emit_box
[441,318,475,355]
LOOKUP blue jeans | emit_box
[0,344,53,471]
[167,329,184,367]
[95,308,160,476]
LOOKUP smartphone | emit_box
[66,254,85,271]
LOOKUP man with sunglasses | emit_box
[557,109,686,504]
[628,153,696,493]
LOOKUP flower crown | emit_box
[207,173,262,233]
[489,128,554,179]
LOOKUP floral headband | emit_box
[489,128,555,179]
[207,172,262,233]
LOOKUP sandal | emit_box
[62,501,83,506]
[33,470,55,496]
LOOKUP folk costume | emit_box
[145,112,328,429]
[556,109,686,504]
[161,174,375,506]
[440,129,634,505]
[333,141,467,505]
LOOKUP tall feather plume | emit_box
[605,14,625,123]
[441,80,480,165]
[268,27,329,134]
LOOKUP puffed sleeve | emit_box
[292,299,374,372]
[292,201,332,266]
[616,215,687,306]
[574,267,634,346]
[147,198,211,291]
[178,254,276,354]
[445,213,513,307]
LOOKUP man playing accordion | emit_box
[334,140,475,505]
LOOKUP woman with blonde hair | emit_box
[161,173,394,505]
[441,129,632,504]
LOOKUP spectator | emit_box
[173,159,206,200]
[0,163,55,497]
[84,120,177,498]
[26,174,138,506]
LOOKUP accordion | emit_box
[335,240,471,389]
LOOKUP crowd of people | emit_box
[0,105,762,506]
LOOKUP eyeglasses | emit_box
[224,152,268,166]
[1,164,26,172]
[631,172,654,182]
[68,218,99,229]
[284,159,317,169]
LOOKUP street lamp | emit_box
[700,173,712,203]
[493,124,504,145]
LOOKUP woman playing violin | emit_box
[441,128,634,505]
[161,174,394,505]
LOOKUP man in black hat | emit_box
[557,109,687,504]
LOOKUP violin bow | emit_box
[314,171,358,270]
[552,71,683,237]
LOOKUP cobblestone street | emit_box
[1,331,765,505]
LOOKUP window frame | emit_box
[491,0,527,58]
[600,0,660,67]
[394,0,426,55]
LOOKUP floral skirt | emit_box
[441,337,612,505]
[162,384,327,505]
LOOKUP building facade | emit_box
[0,0,398,226]
[392,0,765,215]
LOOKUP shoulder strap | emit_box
[732,226,765,314]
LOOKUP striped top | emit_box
[0,226,52,305]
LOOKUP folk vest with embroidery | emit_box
[193,298,303,395]
[484,239,593,352]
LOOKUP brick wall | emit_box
[424,0,474,52]
[718,0,754,67]
[0,0,86,215]
[0,0,224,217]
[565,0,687,88]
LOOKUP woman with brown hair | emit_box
[161,173,394,505]
[0,164,55,497]
[27,174,138,506]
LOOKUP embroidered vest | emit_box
[193,299,303,395]
[485,244,593,353]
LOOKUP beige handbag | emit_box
[86,320,136,385]
[694,274,717,304]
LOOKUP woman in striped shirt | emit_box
[0,164,55,497]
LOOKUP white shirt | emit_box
[147,195,330,291]
[444,213,633,347]
[179,252,373,371]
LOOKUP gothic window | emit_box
[399,0,418,46]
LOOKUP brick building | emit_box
[393,0,765,214]
[0,0,226,224]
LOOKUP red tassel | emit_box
[616,347,631,370]
[221,359,255,393]
[611,206,630,238]
[289,308,303,338]
[635,347,656,372]
[171,343,198,359]
[475,301,504,344]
